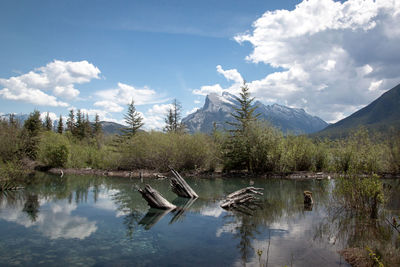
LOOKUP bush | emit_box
[118,131,217,171]
[280,135,315,172]
[334,174,384,218]
[37,132,69,168]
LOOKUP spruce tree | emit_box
[22,110,43,159]
[164,99,185,133]
[93,113,102,136]
[122,99,144,137]
[44,112,53,131]
[66,109,75,133]
[57,115,63,134]
[225,82,260,171]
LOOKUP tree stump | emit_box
[169,167,198,198]
[303,191,313,205]
[138,184,176,210]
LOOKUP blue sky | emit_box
[1,0,399,128]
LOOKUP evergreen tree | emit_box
[164,99,185,133]
[57,115,64,134]
[75,109,84,139]
[84,113,92,138]
[225,82,260,172]
[122,99,144,137]
[22,110,43,159]
[9,113,17,128]
[93,113,102,136]
[44,112,53,131]
[66,109,75,133]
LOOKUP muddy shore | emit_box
[46,168,400,179]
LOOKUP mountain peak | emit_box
[182,93,328,134]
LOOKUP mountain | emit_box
[98,121,125,135]
[315,83,400,138]
[0,113,125,135]
[182,92,328,134]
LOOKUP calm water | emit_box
[0,173,399,267]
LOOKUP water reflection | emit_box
[0,174,398,266]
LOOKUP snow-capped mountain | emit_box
[182,92,328,134]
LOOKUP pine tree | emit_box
[44,112,53,131]
[164,99,185,133]
[66,109,75,133]
[225,82,260,171]
[75,109,84,139]
[22,110,43,159]
[122,99,144,137]
[84,113,92,138]
[57,115,63,134]
[93,113,102,136]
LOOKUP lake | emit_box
[0,173,399,266]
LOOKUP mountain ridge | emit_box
[182,92,328,134]
[315,83,400,138]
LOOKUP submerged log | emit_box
[220,187,264,213]
[169,167,198,198]
[138,184,176,210]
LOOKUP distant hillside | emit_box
[315,83,400,138]
[98,121,125,135]
[0,113,125,135]
[182,92,328,134]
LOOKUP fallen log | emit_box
[169,167,198,198]
[220,187,264,213]
[138,184,176,210]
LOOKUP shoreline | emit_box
[45,168,400,180]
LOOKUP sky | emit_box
[1,0,399,129]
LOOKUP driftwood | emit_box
[220,187,264,214]
[138,184,176,210]
[169,167,198,198]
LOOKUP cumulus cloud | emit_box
[40,112,58,122]
[216,65,243,84]
[232,0,400,122]
[0,60,100,107]
[94,82,167,114]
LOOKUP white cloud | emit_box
[193,84,224,96]
[95,82,166,107]
[0,60,100,107]
[40,112,58,122]
[93,100,124,113]
[231,0,400,122]
[147,103,173,115]
[216,65,243,83]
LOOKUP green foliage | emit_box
[244,121,282,172]
[164,99,185,133]
[43,112,52,131]
[334,174,384,218]
[57,114,63,134]
[0,118,22,162]
[224,83,260,171]
[118,131,216,171]
[331,128,385,174]
[0,160,28,181]
[38,131,69,168]
[122,99,144,137]
[280,135,315,172]
[22,110,43,159]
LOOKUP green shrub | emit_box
[117,131,216,171]
[334,174,384,218]
[0,119,22,162]
[38,132,69,168]
[280,135,315,172]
